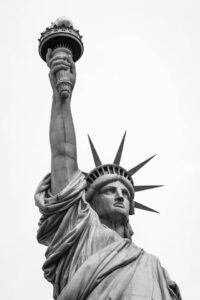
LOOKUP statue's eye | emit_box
[101,187,115,194]
[122,189,130,200]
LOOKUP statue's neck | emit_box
[100,217,126,238]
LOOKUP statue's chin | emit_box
[112,208,129,220]
[105,208,129,224]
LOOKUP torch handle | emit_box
[52,47,73,99]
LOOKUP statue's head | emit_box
[85,166,135,217]
[84,132,161,217]
[86,173,134,239]
[89,180,131,222]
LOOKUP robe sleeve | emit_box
[34,170,87,246]
[35,170,102,296]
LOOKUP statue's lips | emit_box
[113,202,125,208]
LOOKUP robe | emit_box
[35,171,182,300]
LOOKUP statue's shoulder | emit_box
[142,251,160,263]
[133,244,162,269]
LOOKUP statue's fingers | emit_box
[46,49,52,67]
[68,55,76,75]
[51,64,69,75]
[49,53,68,67]
[51,59,70,69]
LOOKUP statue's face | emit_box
[91,181,130,222]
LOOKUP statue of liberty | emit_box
[35,17,182,300]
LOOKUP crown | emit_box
[84,132,162,214]
[38,17,84,62]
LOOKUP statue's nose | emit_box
[115,189,124,202]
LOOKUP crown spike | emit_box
[128,155,156,176]
[113,131,127,165]
[135,201,159,213]
[88,135,102,167]
[134,185,163,192]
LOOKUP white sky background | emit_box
[0,0,199,299]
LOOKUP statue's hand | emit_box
[46,48,76,99]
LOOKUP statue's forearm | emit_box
[50,95,76,157]
[50,94,78,195]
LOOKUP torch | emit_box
[38,17,84,99]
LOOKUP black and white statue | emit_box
[35,17,182,300]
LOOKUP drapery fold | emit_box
[35,170,181,300]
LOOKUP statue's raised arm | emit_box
[47,48,77,194]
[38,17,84,195]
